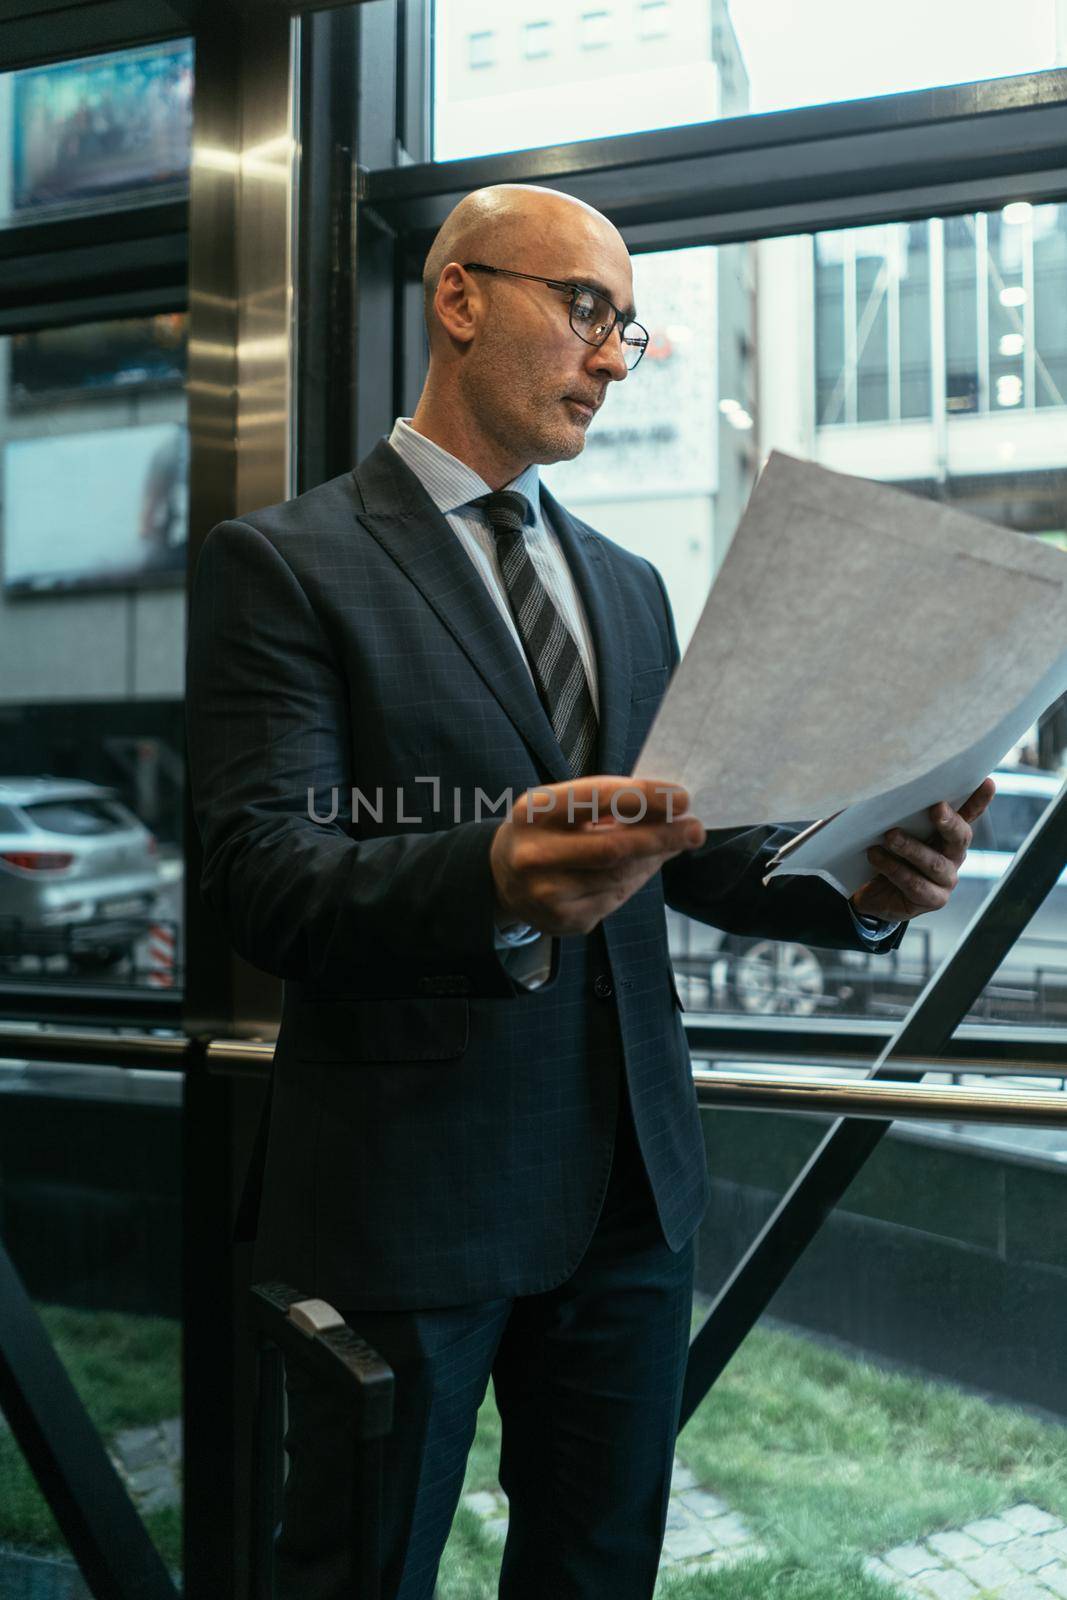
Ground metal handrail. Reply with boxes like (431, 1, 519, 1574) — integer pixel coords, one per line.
(5, 1015, 1067, 1068)
(0, 1025, 191, 1071)
(692, 1068, 1067, 1125)
(2, 1024, 1066, 1121)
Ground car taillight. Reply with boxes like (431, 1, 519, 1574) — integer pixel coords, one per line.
(0, 851, 75, 872)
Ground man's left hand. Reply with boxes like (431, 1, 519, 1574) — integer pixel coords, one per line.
(849, 776, 997, 923)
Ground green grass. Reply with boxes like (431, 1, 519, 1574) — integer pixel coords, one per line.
(0, 1304, 182, 1573)
(9, 1303, 1067, 1598)
(438, 1321, 1067, 1598)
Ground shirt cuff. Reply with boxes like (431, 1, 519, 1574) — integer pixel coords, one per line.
(493, 919, 542, 949)
(498, 933, 553, 990)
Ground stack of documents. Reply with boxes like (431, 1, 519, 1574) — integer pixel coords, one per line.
(634, 452, 1067, 897)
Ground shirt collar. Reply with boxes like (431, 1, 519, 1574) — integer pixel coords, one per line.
(388, 417, 541, 525)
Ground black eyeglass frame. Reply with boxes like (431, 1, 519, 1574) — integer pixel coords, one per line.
(462, 261, 649, 369)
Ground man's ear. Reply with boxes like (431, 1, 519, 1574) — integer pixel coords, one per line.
(434, 262, 478, 346)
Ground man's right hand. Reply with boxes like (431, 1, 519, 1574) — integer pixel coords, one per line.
(489, 776, 707, 938)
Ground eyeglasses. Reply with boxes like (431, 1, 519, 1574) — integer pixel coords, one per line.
(463, 262, 649, 371)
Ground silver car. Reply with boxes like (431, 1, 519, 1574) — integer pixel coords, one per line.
(669, 768, 1067, 1020)
(0, 777, 162, 974)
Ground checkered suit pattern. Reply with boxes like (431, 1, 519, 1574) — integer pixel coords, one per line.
(185, 437, 905, 1311)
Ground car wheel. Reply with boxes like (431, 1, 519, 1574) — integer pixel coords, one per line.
(725, 936, 828, 1018)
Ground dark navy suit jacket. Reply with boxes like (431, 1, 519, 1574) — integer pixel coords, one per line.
(185, 438, 904, 1310)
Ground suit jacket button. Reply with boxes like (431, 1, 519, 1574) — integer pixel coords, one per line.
(593, 973, 614, 1000)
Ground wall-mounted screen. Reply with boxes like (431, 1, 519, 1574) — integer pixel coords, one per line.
(3, 424, 188, 595)
(11, 41, 193, 217)
(9, 315, 187, 411)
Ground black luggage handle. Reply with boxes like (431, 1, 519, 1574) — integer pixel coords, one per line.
(249, 1281, 395, 1600)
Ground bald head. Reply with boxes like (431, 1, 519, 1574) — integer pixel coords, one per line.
(421, 184, 626, 347)
(411, 183, 635, 483)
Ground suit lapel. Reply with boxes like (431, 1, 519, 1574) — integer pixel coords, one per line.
(540, 484, 632, 779)
(351, 441, 571, 782)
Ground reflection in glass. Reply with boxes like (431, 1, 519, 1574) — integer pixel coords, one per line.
(5, 424, 188, 596)
(0, 317, 187, 997)
(10, 315, 186, 412)
(6, 41, 193, 224)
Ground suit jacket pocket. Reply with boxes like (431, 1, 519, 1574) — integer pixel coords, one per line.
(631, 665, 669, 703)
(294, 996, 469, 1063)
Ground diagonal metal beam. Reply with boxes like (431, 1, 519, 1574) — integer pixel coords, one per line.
(0, 1237, 179, 1600)
(681, 779, 1067, 1427)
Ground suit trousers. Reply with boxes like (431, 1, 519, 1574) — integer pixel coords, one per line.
(273, 1072, 697, 1600)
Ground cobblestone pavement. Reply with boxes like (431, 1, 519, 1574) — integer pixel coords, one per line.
(38, 1414, 1067, 1600)
(867, 1505, 1067, 1598)
(108, 1417, 182, 1513)
(461, 1453, 766, 1585)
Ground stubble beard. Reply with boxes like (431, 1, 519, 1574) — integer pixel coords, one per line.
(463, 338, 589, 469)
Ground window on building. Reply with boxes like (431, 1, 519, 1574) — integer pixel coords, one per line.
(815, 206, 1067, 429)
(434, 0, 721, 158)
(945, 215, 980, 413)
(580, 9, 612, 48)
(1034, 204, 1067, 409)
(637, 0, 671, 39)
(467, 28, 494, 69)
(523, 20, 553, 59)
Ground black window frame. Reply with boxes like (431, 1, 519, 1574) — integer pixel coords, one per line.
(348, 9, 1067, 459)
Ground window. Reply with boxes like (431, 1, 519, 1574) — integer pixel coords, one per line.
(435, 0, 724, 159)
(815, 206, 1067, 428)
(434, 0, 1063, 162)
(0, 314, 188, 995)
(0, 32, 188, 1587)
(985, 790, 1055, 853)
(468, 28, 494, 69)
(580, 9, 612, 48)
(637, 0, 670, 39)
(726, 0, 1063, 115)
(1034, 204, 1067, 408)
(523, 20, 553, 59)
(20, 797, 133, 835)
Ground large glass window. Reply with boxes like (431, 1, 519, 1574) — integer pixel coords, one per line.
(0, 315, 188, 998)
(0, 1054, 183, 1590)
(436, 1099, 1067, 1591)
(671, 1106, 1067, 1594)
(432, 0, 1066, 162)
(535, 216, 1065, 1027)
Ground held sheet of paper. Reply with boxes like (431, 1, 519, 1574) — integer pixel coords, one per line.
(633, 451, 1067, 898)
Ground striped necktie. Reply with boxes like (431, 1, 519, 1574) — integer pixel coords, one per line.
(476, 490, 598, 778)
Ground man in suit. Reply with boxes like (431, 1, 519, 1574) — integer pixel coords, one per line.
(186, 183, 991, 1600)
